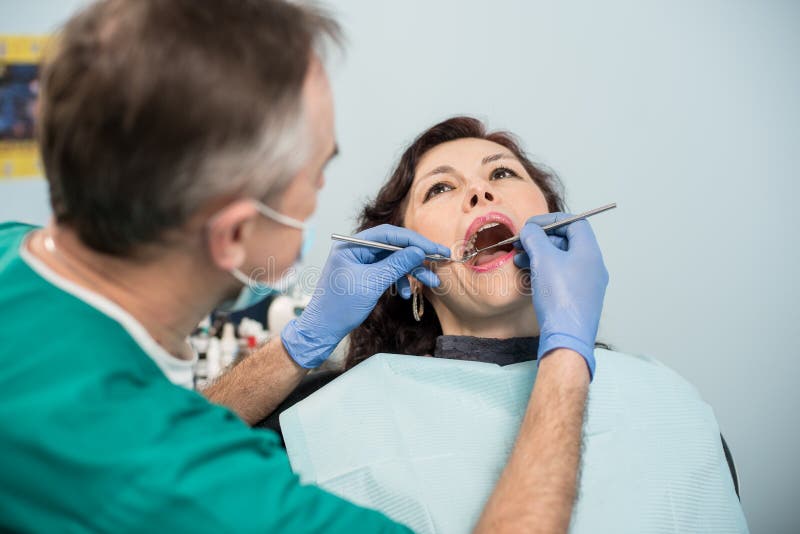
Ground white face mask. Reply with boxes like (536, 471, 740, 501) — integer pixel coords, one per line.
(217, 200, 314, 313)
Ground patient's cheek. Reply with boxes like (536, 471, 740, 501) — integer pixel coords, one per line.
(519, 193, 550, 219)
(407, 214, 447, 245)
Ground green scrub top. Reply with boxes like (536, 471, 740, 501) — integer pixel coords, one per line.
(0, 222, 410, 533)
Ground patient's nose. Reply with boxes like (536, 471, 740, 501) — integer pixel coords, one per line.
(469, 190, 495, 208)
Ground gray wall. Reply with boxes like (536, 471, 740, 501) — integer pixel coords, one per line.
(1, 1, 797, 532)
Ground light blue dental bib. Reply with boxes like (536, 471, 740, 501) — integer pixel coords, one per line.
(281, 350, 748, 533)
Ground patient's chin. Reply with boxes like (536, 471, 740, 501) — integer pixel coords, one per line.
(428, 261, 532, 313)
(450, 264, 531, 306)
(472, 261, 530, 296)
(473, 274, 531, 308)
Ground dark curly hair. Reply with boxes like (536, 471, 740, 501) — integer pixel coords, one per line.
(345, 116, 566, 369)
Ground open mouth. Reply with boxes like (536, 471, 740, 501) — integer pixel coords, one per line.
(465, 220, 516, 267)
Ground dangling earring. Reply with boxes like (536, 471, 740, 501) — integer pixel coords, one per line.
(412, 288, 424, 322)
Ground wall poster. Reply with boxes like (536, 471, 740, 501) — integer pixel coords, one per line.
(0, 35, 48, 180)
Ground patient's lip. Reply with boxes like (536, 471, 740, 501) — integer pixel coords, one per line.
(463, 212, 517, 243)
(460, 212, 517, 273)
(467, 249, 516, 273)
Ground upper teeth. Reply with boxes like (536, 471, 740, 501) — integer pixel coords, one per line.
(467, 222, 501, 247)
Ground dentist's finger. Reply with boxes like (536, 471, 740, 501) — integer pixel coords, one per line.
(549, 235, 568, 251)
(409, 265, 441, 288)
(396, 276, 412, 300)
(514, 251, 530, 269)
(373, 246, 426, 284)
(513, 232, 566, 251)
(358, 224, 451, 258)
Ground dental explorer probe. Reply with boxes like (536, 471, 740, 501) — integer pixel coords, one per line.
(330, 202, 617, 263)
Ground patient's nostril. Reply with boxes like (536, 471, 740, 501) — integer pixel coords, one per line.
(484, 192, 494, 201)
(470, 194, 478, 207)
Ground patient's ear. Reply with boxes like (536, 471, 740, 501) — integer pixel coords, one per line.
(407, 275, 422, 293)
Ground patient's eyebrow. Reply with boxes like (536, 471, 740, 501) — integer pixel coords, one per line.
(421, 165, 457, 180)
(482, 153, 516, 165)
(418, 154, 517, 186)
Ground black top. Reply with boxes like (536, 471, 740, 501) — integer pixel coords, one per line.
(433, 335, 538, 365)
(254, 335, 739, 500)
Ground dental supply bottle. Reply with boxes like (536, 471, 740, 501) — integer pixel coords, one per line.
(220, 322, 239, 368)
(206, 337, 221, 381)
(190, 317, 211, 389)
(237, 318, 267, 356)
(192, 317, 211, 360)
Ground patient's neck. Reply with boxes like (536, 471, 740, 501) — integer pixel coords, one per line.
(432, 299, 540, 340)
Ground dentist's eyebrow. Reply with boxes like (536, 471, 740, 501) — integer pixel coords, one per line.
(481, 153, 516, 165)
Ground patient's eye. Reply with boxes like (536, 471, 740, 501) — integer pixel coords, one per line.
(424, 182, 454, 202)
(490, 167, 519, 180)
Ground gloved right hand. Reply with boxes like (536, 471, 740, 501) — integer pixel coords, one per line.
(513, 213, 609, 379)
(281, 224, 449, 369)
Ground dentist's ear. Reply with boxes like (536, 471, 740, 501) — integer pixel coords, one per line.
(206, 200, 260, 271)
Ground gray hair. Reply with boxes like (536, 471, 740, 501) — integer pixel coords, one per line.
(178, 96, 312, 216)
(40, 0, 341, 256)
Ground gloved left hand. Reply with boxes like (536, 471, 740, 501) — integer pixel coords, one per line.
(512, 212, 608, 379)
(281, 224, 450, 368)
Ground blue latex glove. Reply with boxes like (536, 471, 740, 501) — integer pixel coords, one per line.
(513, 212, 608, 379)
(281, 224, 450, 368)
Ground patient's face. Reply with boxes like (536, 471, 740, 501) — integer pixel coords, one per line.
(403, 138, 549, 322)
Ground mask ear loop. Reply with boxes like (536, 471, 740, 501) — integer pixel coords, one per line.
(254, 201, 307, 230)
(254, 200, 313, 274)
(208, 200, 306, 314)
(204, 201, 283, 291)
(230, 267, 253, 288)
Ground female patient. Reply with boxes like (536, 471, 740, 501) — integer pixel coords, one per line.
(266, 117, 748, 533)
(346, 116, 567, 365)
